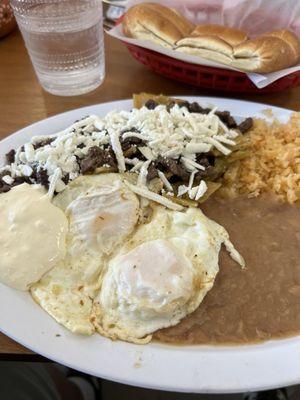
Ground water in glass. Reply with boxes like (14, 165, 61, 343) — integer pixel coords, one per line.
(10, 0, 105, 96)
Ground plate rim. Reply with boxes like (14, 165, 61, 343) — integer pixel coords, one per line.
(0, 96, 299, 394)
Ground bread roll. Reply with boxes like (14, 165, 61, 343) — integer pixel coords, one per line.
(263, 29, 300, 64)
(175, 35, 233, 65)
(123, 3, 194, 48)
(232, 36, 296, 73)
(191, 24, 247, 46)
(123, 4, 299, 73)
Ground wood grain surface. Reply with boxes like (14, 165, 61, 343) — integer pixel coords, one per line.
(0, 29, 299, 357)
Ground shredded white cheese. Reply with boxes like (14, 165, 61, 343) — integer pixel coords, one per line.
(130, 161, 144, 172)
(188, 170, 197, 190)
(109, 130, 126, 173)
(2, 175, 14, 185)
(177, 170, 197, 199)
(48, 167, 62, 199)
(181, 157, 205, 171)
(24, 143, 35, 162)
(137, 160, 151, 187)
(213, 135, 236, 146)
(138, 146, 154, 160)
(185, 143, 212, 153)
(177, 172, 207, 201)
(122, 132, 146, 141)
(125, 181, 183, 211)
(195, 180, 207, 201)
(19, 165, 33, 177)
(124, 157, 139, 166)
(203, 137, 231, 155)
(188, 186, 198, 200)
(1, 103, 241, 196)
(177, 185, 189, 197)
(224, 238, 245, 268)
(218, 119, 229, 133)
(158, 171, 173, 192)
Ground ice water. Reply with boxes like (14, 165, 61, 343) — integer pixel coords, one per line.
(11, 0, 105, 96)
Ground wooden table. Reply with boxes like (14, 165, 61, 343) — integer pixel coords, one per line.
(0, 29, 300, 358)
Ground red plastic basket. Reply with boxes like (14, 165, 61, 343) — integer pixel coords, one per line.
(124, 42, 300, 94)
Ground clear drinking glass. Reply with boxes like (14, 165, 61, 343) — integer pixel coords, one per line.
(10, 0, 105, 96)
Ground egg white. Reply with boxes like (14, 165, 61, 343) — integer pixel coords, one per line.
(92, 205, 244, 343)
(31, 174, 140, 335)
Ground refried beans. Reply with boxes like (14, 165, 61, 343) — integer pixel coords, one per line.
(155, 195, 300, 345)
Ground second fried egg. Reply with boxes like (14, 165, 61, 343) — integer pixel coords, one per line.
(92, 205, 244, 343)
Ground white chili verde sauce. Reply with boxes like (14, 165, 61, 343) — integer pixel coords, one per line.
(0, 183, 67, 291)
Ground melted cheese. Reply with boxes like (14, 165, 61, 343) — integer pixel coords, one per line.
(0, 184, 67, 290)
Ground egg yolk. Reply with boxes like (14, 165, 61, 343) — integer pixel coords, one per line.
(113, 239, 193, 313)
(66, 184, 139, 255)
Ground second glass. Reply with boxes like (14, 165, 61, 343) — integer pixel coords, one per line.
(10, 0, 105, 96)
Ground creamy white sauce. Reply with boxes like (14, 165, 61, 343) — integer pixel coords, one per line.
(0, 184, 68, 290)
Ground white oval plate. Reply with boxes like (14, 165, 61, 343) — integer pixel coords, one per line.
(0, 97, 298, 394)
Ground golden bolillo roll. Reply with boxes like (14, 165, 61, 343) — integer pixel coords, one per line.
(190, 24, 248, 47)
(122, 2, 194, 48)
(175, 35, 234, 65)
(232, 35, 299, 73)
(263, 29, 300, 64)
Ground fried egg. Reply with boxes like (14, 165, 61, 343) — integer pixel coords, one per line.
(31, 174, 140, 334)
(92, 206, 244, 343)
